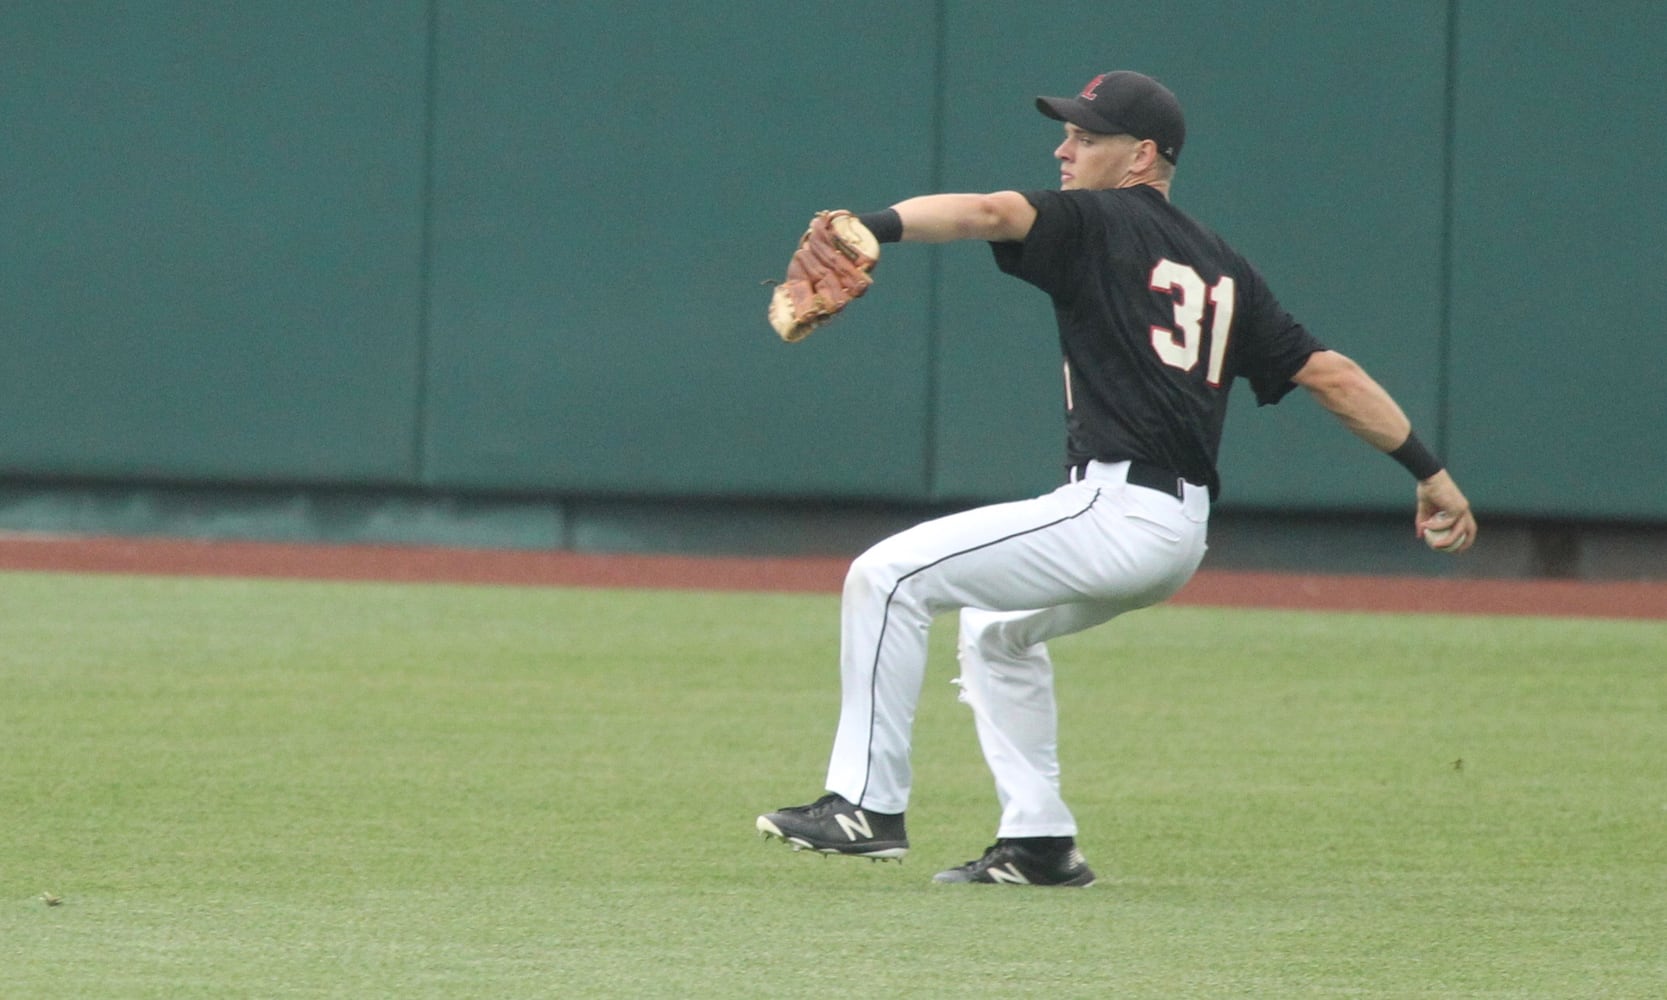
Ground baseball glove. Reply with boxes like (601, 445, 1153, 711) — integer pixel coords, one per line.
(767, 211, 881, 342)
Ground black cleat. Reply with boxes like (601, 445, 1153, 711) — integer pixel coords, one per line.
(756, 793, 908, 860)
(933, 839, 1096, 887)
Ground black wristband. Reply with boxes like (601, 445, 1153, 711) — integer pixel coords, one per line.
(855, 208, 903, 244)
(1388, 431, 1444, 480)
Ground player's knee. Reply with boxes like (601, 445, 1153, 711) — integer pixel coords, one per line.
(843, 547, 898, 604)
(958, 609, 999, 647)
(962, 616, 1023, 660)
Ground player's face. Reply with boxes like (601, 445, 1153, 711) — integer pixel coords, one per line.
(1054, 125, 1142, 190)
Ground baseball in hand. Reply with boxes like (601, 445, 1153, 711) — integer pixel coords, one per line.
(1424, 523, 1466, 552)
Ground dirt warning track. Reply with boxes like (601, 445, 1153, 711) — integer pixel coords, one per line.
(0, 533, 1661, 621)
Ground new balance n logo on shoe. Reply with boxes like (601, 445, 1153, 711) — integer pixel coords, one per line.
(986, 862, 1030, 885)
(834, 810, 874, 842)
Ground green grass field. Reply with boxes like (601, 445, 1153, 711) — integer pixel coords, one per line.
(3, 570, 1663, 998)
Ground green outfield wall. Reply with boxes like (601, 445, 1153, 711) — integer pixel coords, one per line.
(2, 2, 1663, 543)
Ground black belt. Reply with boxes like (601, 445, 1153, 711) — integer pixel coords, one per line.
(1067, 459, 1190, 500)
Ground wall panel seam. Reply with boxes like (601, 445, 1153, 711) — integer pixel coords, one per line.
(1436, 0, 1459, 454)
(923, 0, 947, 497)
(412, 0, 441, 486)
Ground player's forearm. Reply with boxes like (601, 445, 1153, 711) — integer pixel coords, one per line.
(888, 192, 1035, 243)
(1294, 350, 1413, 452)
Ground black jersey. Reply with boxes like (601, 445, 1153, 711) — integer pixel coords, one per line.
(991, 185, 1325, 499)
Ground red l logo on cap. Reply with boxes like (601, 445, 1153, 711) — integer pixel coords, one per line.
(1079, 73, 1109, 101)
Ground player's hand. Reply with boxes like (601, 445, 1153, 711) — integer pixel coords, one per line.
(1415, 470, 1476, 553)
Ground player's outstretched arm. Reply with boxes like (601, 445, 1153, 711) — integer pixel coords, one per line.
(765, 192, 1032, 342)
(1292, 350, 1477, 553)
(885, 192, 1037, 244)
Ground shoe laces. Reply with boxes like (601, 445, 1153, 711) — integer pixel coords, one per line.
(777, 792, 846, 815)
(949, 842, 1013, 871)
(970, 839, 1077, 870)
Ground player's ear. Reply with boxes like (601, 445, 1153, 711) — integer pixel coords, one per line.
(1135, 138, 1162, 171)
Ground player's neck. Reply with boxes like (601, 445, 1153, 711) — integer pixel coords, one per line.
(1113, 177, 1171, 199)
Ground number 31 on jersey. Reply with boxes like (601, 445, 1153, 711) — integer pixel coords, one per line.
(1149, 258, 1235, 387)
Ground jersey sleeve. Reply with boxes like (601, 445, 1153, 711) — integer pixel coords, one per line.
(989, 190, 1088, 299)
(1232, 268, 1327, 406)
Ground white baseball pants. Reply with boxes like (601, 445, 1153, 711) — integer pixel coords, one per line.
(824, 459, 1209, 837)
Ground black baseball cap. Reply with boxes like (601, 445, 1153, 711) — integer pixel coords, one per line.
(1035, 70, 1186, 164)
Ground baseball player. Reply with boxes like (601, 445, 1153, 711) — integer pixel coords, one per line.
(758, 70, 1477, 887)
